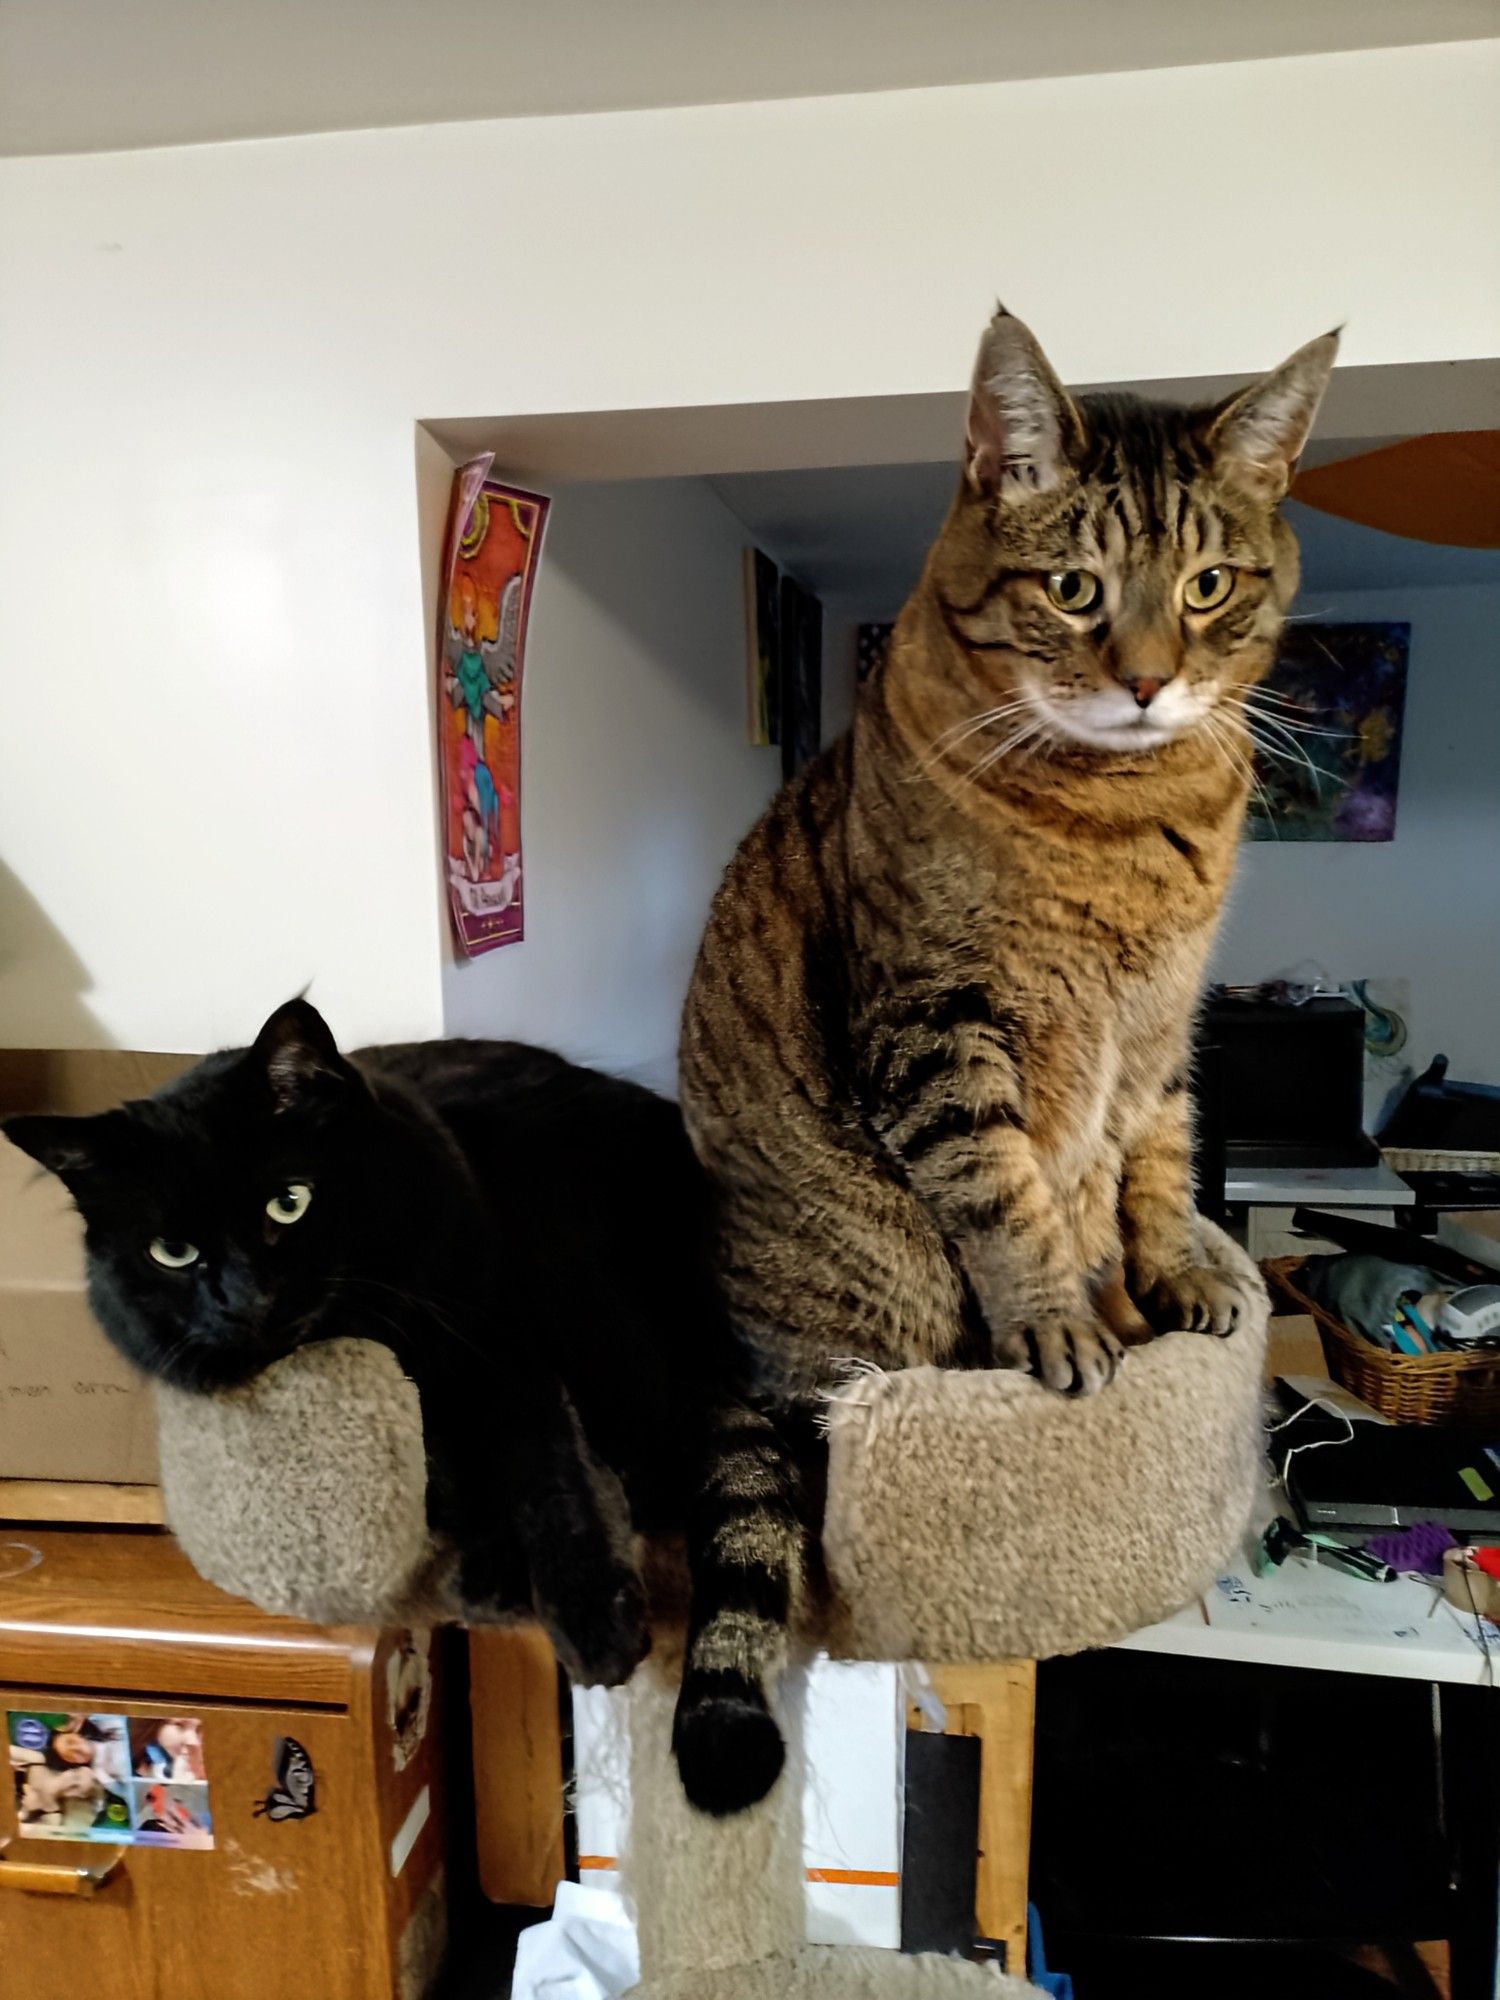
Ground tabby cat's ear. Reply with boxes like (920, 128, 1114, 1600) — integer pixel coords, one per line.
(965, 306, 1083, 498)
(2, 1110, 134, 1192)
(252, 998, 358, 1113)
(1207, 330, 1340, 502)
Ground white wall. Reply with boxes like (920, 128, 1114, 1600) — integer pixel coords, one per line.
(0, 41, 1496, 1049)
(440, 477, 778, 1091)
(1214, 584, 1500, 1084)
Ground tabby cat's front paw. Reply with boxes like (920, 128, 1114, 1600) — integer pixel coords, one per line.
(537, 1563, 651, 1690)
(1137, 1263, 1256, 1339)
(995, 1311, 1124, 1397)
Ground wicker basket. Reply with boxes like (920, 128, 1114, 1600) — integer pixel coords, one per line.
(1267, 1257, 1500, 1428)
(1381, 1145, 1500, 1175)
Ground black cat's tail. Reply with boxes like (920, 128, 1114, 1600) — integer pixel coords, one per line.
(672, 1402, 804, 1817)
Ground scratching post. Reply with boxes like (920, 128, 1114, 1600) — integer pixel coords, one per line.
(155, 1218, 1269, 1992)
(621, 1662, 1044, 1999)
(823, 1224, 1267, 1662)
(624, 1660, 805, 1982)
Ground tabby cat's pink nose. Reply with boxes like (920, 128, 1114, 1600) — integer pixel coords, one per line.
(1130, 678, 1163, 709)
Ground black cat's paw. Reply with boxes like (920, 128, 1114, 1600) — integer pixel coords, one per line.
(540, 1564, 651, 1689)
(672, 1670, 785, 1817)
(456, 1543, 529, 1622)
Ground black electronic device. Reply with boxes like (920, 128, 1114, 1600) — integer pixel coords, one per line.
(1203, 994, 1379, 1172)
(1278, 1418, 1500, 1534)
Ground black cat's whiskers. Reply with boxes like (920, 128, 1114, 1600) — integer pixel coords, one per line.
(325, 1273, 497, 1370)
(152, 1328, 202, 1386)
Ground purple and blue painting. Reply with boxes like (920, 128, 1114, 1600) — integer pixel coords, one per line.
(1246, 621, 1409, 843)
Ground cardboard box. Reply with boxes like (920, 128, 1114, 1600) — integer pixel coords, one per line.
(0, 1049, 189, 1485)
(1438, 1210, 1500, 1275)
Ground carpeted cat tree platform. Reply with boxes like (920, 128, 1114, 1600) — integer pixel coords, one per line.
(158, 1223, 1268, 1997)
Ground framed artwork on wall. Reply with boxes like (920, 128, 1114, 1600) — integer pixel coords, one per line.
(742, 548, 781, 747)
(779, 577, 823, 779)
(856, 621, 893, 684)
(1245, 621, 1410, 843)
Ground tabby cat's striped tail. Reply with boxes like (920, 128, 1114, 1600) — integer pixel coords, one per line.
(672, 1402, 804, 1817)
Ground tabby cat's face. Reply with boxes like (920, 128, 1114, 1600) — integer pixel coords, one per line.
(919, 310, 1338, 758)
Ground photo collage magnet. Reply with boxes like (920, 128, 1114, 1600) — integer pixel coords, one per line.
(9, 1711, 214, 1849)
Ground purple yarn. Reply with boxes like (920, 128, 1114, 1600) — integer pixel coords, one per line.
(1366, 1523, 1457, 1575)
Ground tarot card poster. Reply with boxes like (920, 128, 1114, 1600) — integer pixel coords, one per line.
(9, 1710, 213, 1848)
(438, 457, 550, 955)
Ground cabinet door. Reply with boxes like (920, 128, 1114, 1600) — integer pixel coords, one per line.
(1, 1686, 389, 2000)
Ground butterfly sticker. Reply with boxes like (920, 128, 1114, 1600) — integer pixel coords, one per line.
(252, 1735, 317, 1822)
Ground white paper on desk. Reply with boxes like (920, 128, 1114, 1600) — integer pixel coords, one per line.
(1206, 1559, 1451, 1646)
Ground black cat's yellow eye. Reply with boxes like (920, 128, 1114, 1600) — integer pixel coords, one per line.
(149, 1238, 199, 1270)
(1183, 565, 1235, 612)
(266, 1182, 313, 1226)
(1044, 570, 1103, 615)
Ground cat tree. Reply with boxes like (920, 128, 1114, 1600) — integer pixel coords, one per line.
(157, 1222, 1269, 1996)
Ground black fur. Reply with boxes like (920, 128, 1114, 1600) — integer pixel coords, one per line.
(3, 999, 802, 1744)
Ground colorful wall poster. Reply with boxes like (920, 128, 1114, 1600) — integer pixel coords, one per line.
(1245, 621, 1410, 842)
(438, 457, 550, 956)
(9, 1711, 213, 1848)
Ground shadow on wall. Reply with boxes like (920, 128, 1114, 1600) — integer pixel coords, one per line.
(0, 857, 108, 1051)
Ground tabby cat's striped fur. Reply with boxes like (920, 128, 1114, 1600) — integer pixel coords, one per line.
(671, 307, 1338, 1815)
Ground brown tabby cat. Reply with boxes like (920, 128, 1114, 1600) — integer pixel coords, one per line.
(671, 306, 1337, 1814)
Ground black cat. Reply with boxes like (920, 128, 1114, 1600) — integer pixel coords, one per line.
(4, 997, 800, 1796)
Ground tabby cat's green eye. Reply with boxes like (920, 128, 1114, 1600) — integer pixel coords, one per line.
(149, 1238, 199, 1270)
(1183, 565, 1235, 612)
(1044, 571, 1102, 615)
(266, 1182, 314, 1226)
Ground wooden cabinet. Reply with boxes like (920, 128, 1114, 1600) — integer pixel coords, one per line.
(0, 1531, 447, 2000)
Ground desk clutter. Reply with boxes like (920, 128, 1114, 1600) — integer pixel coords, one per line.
(1297, 1256, 1500, 1358)
(1227, 1360, 1500, 1679)
(1270, 1231, 1500, 1427)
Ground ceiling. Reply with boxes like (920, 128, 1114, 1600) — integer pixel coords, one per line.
(708, 464, 1500, 613)
(3, 0, 1497, 156)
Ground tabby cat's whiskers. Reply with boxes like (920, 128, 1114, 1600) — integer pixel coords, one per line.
(921, 699, 1035, 772)
(1241, 688, 1348, 737)
(1240, 711, 1329, 793)
(1204, 711, 1279, 836)
(966, 714, 1053, 785)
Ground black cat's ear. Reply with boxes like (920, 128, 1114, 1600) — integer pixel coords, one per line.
(965, 304, 1084, 498)
(252, 999, 357, 1113)
(2, 1110, 133, 1191)
(1207, 329, 1340, 502)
